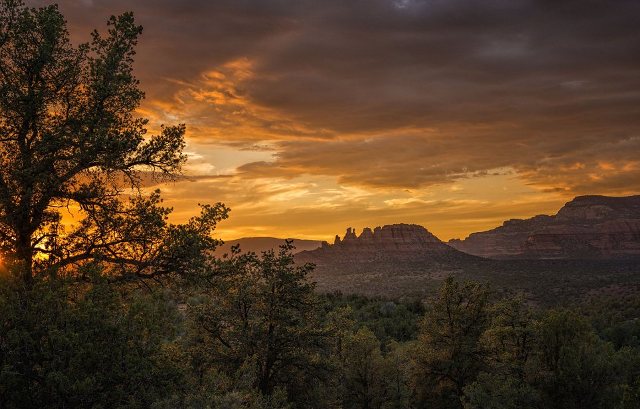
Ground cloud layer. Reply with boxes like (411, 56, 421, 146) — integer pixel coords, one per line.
(31, 0, 640, 239)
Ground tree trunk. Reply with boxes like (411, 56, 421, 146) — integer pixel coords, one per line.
(16, 232, 33, 287)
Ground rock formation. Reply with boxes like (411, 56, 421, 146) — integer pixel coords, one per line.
(296, 224, 484, 298)
(448, 195, 640, 259)
(447, 215, 554, 259)
(296, 223, 470, 263)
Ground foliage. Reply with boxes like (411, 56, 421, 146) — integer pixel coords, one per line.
(463, 372, 541, 409)
(2, 261, 640, 408)
(339, 327, 388, 409)
(322, 293, 424, 344)
(0, 273, 184, 408)
(184, 242, 333, 408)
(462, 296, 540, 409)
(531, 309, 624, 409)
(0, 0, 227, 285)
(411, 277, 491, 409)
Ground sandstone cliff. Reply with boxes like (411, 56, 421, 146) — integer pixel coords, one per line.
(297, 223, 471, 263)
(449, 195, 640, 259)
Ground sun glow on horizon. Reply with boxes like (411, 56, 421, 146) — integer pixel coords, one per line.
(43, 0, 640, 243)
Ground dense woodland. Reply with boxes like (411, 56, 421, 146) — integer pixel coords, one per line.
(1, 2, 639, 408)
(3, 250, 640, 408)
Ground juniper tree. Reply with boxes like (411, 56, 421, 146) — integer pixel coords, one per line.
(186, 242, 331, 406)
(0, 1, 227, 284)
(412, 277, 491, 409)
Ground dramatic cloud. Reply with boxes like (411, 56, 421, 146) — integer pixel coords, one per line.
(29, 0, 640, 239)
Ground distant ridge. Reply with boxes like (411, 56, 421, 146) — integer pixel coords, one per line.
(291, 219, 640, 301)
(215, 237, 322, 257)
(448, 195, 640, 259)
(214, 197, 640, 300)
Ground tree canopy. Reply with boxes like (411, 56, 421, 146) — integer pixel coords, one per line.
(0, 0, 226, 285)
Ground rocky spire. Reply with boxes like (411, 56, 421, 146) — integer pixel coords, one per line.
(296, 223, 460, 264)
(330, 224, 445, 250)
(343, 227, 357, 241)
(359, 227, 374, 242)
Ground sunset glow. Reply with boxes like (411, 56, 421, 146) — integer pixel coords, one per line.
(37, 0, 640, 241)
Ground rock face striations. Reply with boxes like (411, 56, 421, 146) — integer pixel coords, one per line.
(447, 216, 554, 259)
(449, 195, 640, 259)
(298, 223, 469, 263)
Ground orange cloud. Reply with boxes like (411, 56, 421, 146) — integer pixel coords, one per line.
(46, 0, 640, 240)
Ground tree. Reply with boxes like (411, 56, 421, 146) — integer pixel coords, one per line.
(463, 372, 540, 409)
(380, 340, 412, 409)
(411, 277, 491, 409)
(0, 0, 225, 285)
(0, 273, 185, 408)
(481, 296, 534, 380)
(617, 347, 640, 409)
(185, 242, 331, 407)
(532, 309, 623, 409)
(340, 327, 388, 409)
(463, 297, 540, 409)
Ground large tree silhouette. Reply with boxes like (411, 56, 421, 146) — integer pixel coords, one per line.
(0, 1, 226, 285)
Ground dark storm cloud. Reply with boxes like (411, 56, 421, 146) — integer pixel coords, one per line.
(31, 0, 640, 194)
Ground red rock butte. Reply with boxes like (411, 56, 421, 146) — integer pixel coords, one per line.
(298, 223, 470, 264)
(330, 224, 442, 248)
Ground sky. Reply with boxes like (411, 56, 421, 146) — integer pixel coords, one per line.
(32, 0, 640, 241)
